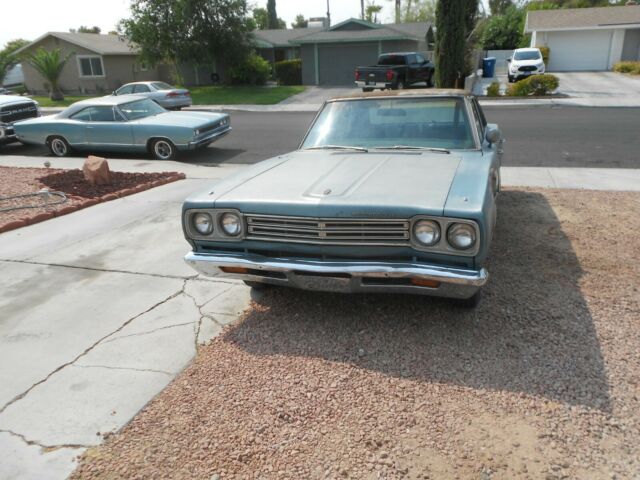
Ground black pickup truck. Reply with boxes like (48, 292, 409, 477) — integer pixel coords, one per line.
(355, 52, 435, 92)
(0, 95, 40, 145)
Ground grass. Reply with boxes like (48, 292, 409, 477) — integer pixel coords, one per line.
(31, 85, 306, 108)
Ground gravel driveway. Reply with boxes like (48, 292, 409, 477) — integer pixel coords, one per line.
(71, 189, 639, 480)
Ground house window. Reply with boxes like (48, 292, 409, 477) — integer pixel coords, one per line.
(77, 56, 105, 77)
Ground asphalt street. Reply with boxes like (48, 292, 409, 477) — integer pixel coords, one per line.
(2, 106, 638, 168)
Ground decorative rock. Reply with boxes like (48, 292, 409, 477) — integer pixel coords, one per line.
(82, 156, 112, 186)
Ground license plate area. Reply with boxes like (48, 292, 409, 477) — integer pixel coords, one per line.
(292, 272, 351, 292)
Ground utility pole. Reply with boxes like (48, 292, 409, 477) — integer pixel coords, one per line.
(395, 0, 401, 23)
(327, 0, 331, 26)
(361, 0, 365, 19)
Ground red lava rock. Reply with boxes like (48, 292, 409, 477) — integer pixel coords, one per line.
(0, 220, 27, 233)
(83, 156, 112, 186)
(27, 212, 55, 225)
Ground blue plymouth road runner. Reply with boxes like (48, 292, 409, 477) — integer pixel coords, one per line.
(182, 90, 502, 306)
(13, 95, 231, 160)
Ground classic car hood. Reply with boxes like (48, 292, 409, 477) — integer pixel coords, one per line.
(134, 111, 226, 128)
(210, 150, 462, 217)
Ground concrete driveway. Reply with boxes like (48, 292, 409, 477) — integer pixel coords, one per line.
(0, 159, 251, 479)
(555, 71, 640, 102)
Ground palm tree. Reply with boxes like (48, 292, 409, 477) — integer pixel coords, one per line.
(25, 48, 71, 101)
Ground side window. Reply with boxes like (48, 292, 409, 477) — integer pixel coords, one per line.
(70, 108, 92, 122)
(407, 54, 417, 65)
(415, 54, 426, 64)
(133, 84, 150, 93)
(89, 106, 118, 122)
(473, 98, 487, 128)
(117, 84, 134, 95)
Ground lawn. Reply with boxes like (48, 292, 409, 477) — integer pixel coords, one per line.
(31, 85, 305, 108)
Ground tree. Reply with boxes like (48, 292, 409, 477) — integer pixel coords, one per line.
(291, 14, 308, 29)
(434, 0, 466, 88)
(71, 26, 101, 34)
(479, 5, 525, 49)
(121, 0, 253, 73)
(489, 0, 512, 15)
(402, 0, 436, 23)
(25, 48, 71, 100)
(253, 7, 269, 29)
(267, 0, 280, 29)
(365, 2, 383, 22)
(0, 39, 30, 85)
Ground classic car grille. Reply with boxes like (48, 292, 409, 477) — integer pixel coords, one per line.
(245, 215, 410, 246)
(0, 102, 39, 123)
(518, 65, 537, 72)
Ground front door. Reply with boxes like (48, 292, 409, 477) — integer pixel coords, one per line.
(83, 106, 134, 150)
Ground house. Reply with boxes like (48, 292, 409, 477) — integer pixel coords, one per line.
(15, 32, 221, 94)
(291, 19, 435, 85)
(525, 4, 640, 71)
(253, 28, 323, 64)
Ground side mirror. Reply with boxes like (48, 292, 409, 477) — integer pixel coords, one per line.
(112, 90, 117, 95)
(507, 58, 511, 63)
(485, 127, 501, 145)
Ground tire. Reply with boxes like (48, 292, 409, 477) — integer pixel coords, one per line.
(393, 80, 406, 90)
(362, 88, 374, 93)
(426, 73, 434, 88)
(47, 136, 71, 157)
(456, 290, 482, 309)
(150, 138, 176, 160)
(508, 75, 514, 83)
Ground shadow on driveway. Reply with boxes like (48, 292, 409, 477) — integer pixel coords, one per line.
(226, 190, 610, 411)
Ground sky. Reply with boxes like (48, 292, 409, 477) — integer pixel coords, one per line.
(0, 0, 378, 49)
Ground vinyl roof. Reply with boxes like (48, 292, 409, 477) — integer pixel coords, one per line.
(525, 5, 640, 32)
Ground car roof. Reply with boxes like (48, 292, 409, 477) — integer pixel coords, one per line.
(72, 94, 148, 107)
(329, 88, 473, 102)
(514, 47, 541, 52)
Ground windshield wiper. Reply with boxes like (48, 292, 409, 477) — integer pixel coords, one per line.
(305, 145, 369, 152)
(373, 146, 450, 154)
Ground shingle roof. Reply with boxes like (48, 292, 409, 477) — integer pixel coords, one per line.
(292, 21, 431, 44)
(253, 28, 323, 47)
(525, 5, 640, 32)
(15, 32, 137, 56)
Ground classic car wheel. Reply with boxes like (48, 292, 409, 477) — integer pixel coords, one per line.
(47, 136, 71, 157)
(151, 139, 176, 160)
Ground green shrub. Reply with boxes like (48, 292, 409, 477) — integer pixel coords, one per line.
(486, 81, 501, 97)
(507, 74, 559, 96)
(274, 59, 302, 86)
(537, 46, 550, 65)
(228, 53, 271, 85)
(613, 61, 640, 74)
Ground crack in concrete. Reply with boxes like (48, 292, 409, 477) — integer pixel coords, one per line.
(73, 364, 174, 376)
(182, 282, 236, 349)
(0, 281, 188, 415)
(99, 321, 195, 345)
(0, 258, 197, 281)
(0, 428, 88, 451)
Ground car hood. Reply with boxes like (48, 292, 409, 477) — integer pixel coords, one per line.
(0, 95, 37, 107)
(204, 150, 462, 218)
(512, 58, 542, 67)
(134, 111, 226, 128)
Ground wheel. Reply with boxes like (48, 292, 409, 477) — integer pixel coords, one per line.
(393, 80, 405, 90)
(47, 136, 71, 157)
(426, 73, 434, 88)
(150, 138, 176, 160)
(362, 88, 374, 93)
(456, 290, 482, 309)
(243, 280, 271, 290)
(508, 75, 514, 83)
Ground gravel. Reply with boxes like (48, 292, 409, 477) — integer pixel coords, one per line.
(0, 166, 182, 232)
(71, 189, 640, 480)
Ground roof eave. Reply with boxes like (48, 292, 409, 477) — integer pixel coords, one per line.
(292, 35, 420, 45)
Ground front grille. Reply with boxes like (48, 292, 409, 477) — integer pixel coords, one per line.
(245, 215, 410, 246)
(197, 120, 227, 136)
(518, 66, 537, 72)
(0, 102, 39, 123)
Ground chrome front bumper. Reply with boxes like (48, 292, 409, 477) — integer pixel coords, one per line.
(187, 126, 232, 149)
(184, 251, 487, 298)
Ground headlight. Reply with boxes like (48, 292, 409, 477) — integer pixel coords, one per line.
(220, 117, 228, 126)
(447, 223, 476, 250)
(193, 213, 213, 235)
(413, 220, 440, 246)
(220, 212, 241, 236)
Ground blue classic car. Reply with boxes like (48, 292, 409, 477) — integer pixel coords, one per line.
(182, 90, 502, 306)
(13, 95, 231, 160)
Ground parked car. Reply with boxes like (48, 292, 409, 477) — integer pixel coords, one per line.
(13, 95, 230, 160)
(355, 52, 435, 92)
(182, 89, 502, 307)
(508, 48, 545, 83)
(112, 81, 192, 110)
(0, 94, 40, 145)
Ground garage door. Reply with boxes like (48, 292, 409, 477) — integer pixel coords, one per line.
(546, 30, 613, 71)
(318, 43, 379, 85)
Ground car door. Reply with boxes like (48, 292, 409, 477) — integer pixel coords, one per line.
(413, 54, 430, 84)
(115, 84, 135, 95)
(132, 83, 153, 100)
(84, 106, 134, 150)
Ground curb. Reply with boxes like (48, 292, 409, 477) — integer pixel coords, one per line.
(0, 172, 187, 235)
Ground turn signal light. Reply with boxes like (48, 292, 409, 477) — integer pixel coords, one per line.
(410, 278, 441, 288)
(355, 69, 360, 81)
(221, 267, 249, 274)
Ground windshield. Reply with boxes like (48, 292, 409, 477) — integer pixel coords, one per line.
(514, 50, 541, 61)
(119, 99, 166, 120)
(302, 97, 476, 150)
(152, 82, 174, 90)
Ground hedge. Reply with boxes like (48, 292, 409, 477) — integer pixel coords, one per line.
(507, 74, 559, 96)
(613, 61, 640, 75)
(486, 81, 501, 97)
(274, 59, 302, 85)
(536, 46, 550, 65)
(228, 53, 271, 86)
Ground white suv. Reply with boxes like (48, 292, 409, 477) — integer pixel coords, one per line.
(508, 48, 545, 83)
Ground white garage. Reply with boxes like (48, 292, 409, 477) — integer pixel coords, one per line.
(525, 5, 640, 72)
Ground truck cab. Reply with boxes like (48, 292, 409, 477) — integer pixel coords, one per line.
(0, 95, 40, 145)
(355, 52, 435, 92)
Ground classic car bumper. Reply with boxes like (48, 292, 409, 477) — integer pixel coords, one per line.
(184, 251, 488, 298)
(185, 126, 232, 149)
(355, 81, 391, 90)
